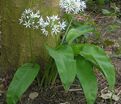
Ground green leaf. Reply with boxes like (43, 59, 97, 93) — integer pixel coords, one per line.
(66, 25, 94, 44)
(76, 56, 98, 104)
(72, 44, 115, 90)
(7, 63, 40, 104)
(46, 45, 76, 90)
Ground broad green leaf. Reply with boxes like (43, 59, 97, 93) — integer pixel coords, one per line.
(66, 25, 94, 44)
(72, 44, 115, 90)
(7, 63, 40, 104)
(46, 45, 76, 90)
(76, 56, 97, 104)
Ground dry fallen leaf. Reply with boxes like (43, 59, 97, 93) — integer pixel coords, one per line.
(29, 92, 39, 100)
(60, 102, 70, 104)
(100, 90, 120, 101)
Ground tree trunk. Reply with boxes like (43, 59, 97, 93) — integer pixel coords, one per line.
(0, 0, 60, 72)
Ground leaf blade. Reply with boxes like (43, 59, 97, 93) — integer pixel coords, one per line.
(76, 56, 98, 104)
(72, 44, 115, 90)
(7, 63, 40, 104)
(66, 25, 94, 44)
(46, 45, 76, 90)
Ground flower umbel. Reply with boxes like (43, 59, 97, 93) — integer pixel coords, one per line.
(59, 0, 86, 14)
(19, 10, 67, 36)
(19, 9, 40, 29)
(39, 15, 67, 36)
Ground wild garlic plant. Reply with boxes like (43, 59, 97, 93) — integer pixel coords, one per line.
(7, 0, 115, 104)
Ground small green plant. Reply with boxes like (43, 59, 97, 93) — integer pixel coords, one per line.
(6, 0, 115, 104)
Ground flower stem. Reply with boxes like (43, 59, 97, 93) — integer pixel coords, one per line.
(29, 31, 33, 63)
(61, 18, 73, 44)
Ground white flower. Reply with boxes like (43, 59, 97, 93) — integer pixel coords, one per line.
(19, 18, 23, 24)
(59, 0, 86, 14)
(23, 21, 31, 28)
(50, 15, 60, 21)
(30, 11, 40, 18)
(52, 25, 60, 35)
(21, 13, 26, 18)
(43, 21, 49, 28)
(24, 8, 32, 14)
(38, 17, 44, 26)
(59, 21, 66, 30)
(38, 17, 49, 28)
(41, 28, 48, 36)
(46, 16, 50, 22)
(33, 25, 39, 29)
(19, 9, 40, 28)
(80, 1, 86, 11)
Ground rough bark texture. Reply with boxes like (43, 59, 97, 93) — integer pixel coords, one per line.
(0, 0, 60, 72)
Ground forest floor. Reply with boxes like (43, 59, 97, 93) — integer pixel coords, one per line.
(0, 13, 121, 104)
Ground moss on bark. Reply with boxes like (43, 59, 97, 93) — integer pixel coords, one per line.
(0, 0, 60, 71)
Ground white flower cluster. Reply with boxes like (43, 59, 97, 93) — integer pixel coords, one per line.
(59, 0, 86, 14)
(19, 9, 40, 29)
(38, 15, 67, 36)
(19, 9, 67, 36)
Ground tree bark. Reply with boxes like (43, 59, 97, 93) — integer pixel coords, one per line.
(0, 0, 60, 72)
